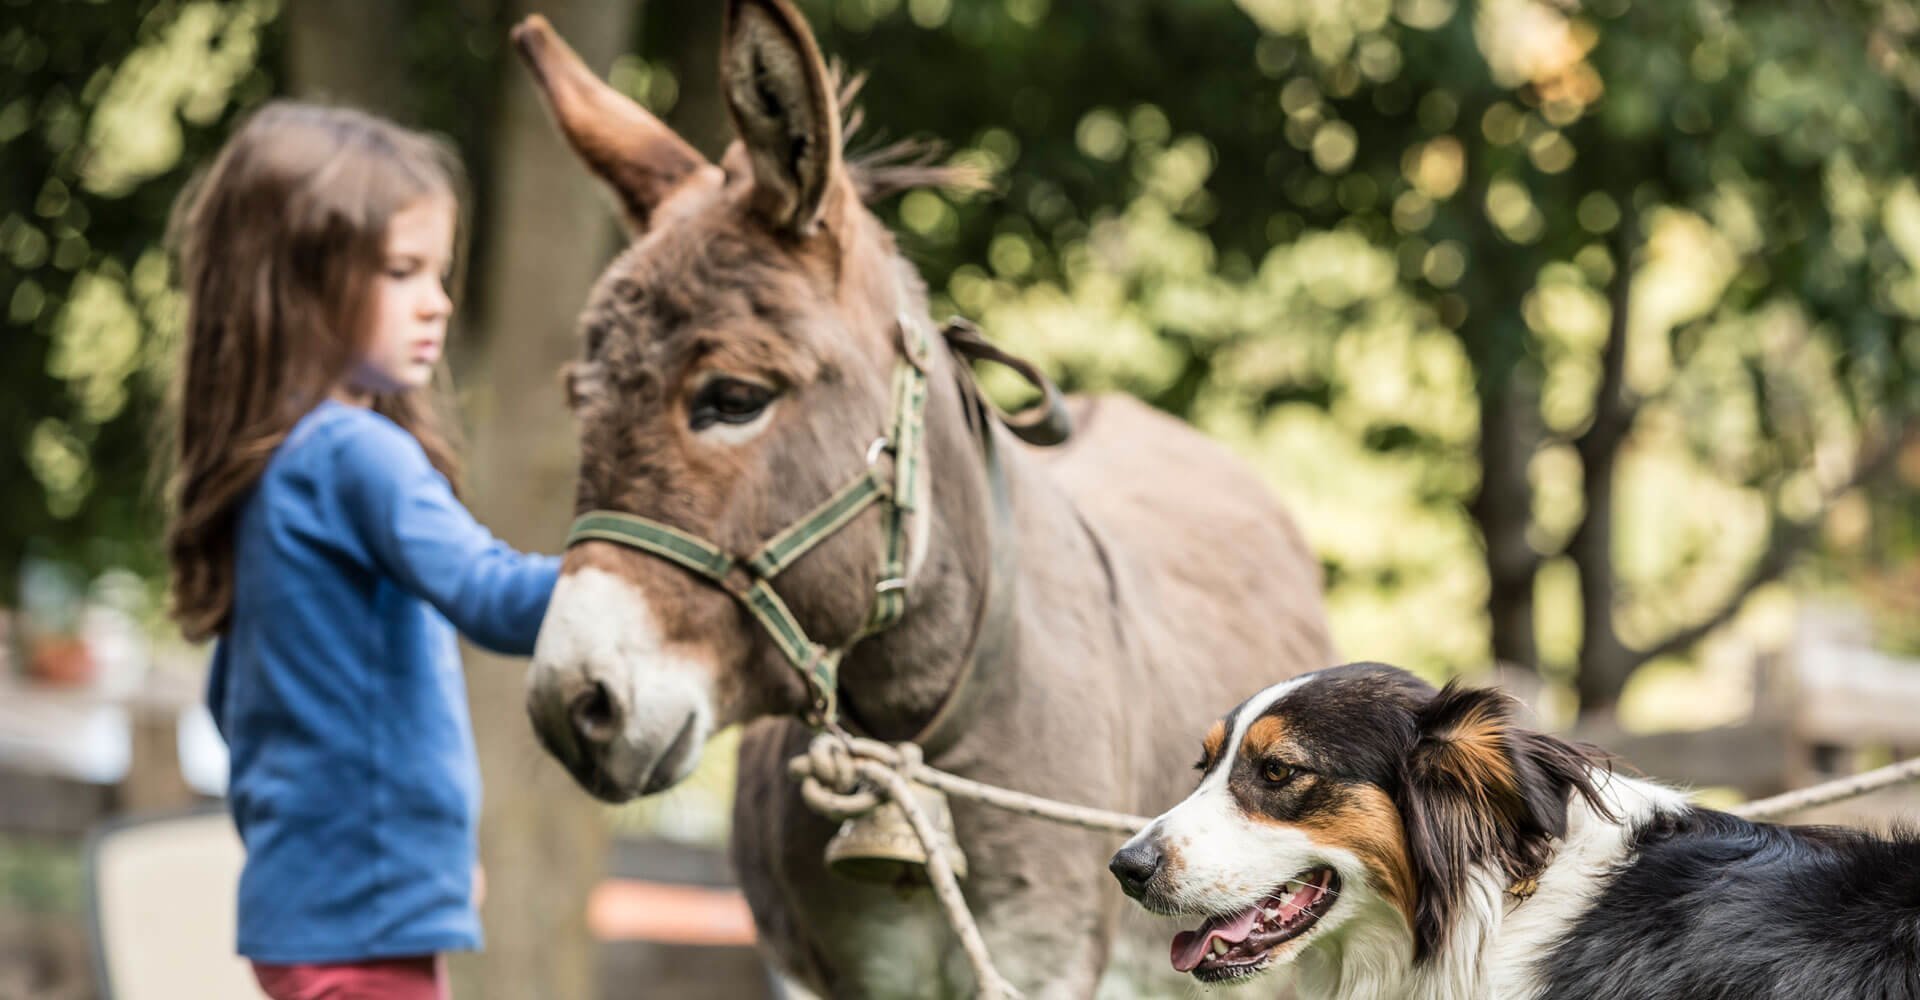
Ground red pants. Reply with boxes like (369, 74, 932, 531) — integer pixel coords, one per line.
(251, 955, 448, 1000)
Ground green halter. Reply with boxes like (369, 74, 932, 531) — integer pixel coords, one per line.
(565, 313, 935, 729)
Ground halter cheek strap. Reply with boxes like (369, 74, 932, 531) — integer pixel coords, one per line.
(567, 314, 932, 728)
(563, 311, 1066, 733)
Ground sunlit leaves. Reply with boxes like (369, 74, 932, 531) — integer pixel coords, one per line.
(50, 268, 142, 425)
(83, 1, 273, 196)
(1484, 176, 1544, 244)
(1, 0, 272, 588)
(1404, 135, 1462, 199)
(1311, 120, 1357, 173)
(607, 55, 678, 114)
(1074, 108, 1127, 163)
(27, 420, 91, 520)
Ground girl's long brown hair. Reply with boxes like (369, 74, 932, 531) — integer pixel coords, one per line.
(165, 101, 466, 641)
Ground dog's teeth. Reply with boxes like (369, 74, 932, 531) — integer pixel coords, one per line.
(1211, 938, 1229, 957)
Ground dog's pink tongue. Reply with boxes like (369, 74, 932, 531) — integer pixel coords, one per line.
(1170, 906, 1260, 973)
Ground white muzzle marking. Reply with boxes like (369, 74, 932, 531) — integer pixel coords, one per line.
(528, 566, 716, 794)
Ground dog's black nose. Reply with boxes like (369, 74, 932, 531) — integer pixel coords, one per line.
(1109, 840, 1163, 899)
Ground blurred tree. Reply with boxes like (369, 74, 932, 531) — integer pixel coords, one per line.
(1419, 0, 1920, 714)
(0, 0, 277, 603)
(712, 0, 1920, 717)
(441, 1, 629, 996)
(8, 0, 1920, 834)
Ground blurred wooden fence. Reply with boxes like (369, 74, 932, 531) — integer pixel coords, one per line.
(1502, 606, 1920, 826)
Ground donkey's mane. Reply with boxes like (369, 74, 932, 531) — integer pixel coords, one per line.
(834, 66, 990, 204)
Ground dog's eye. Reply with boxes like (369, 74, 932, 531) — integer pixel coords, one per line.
(1262, 761, 1295, 785)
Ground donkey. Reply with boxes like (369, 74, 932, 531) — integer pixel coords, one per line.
(515, 2, 1333, 996)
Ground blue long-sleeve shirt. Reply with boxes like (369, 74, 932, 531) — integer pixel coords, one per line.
(206, 399, 559, 963)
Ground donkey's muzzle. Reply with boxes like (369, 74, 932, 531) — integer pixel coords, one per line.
(524, 565, 717, 801)
(526, 668, 706, 802)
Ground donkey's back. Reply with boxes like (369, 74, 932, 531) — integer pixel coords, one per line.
(1038, 392, 1332, 813)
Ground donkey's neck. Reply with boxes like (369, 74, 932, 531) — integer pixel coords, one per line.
(836, 354, 1134, 757)
(834, 338, 1010, 743)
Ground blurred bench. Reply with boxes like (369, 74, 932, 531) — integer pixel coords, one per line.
(596, 835, 788, 1000)
(84, 807, 258, 1000)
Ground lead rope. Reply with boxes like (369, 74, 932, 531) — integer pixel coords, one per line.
(1729, 754, 1920, 821)
(787, 730, 1920, 998)
(788, 730, 1148, 1000)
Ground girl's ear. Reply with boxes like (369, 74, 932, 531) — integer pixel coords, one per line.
(1396, 683, 1610, 958)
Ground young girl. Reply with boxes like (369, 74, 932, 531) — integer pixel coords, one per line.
(164, 101, 558, 1000)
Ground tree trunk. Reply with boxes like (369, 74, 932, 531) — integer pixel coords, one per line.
(1572, 224, 1638, 716)
(1473, 370, 1541, 673)
(1454, 116, 1544, 679)
(452, 1, 638, 997)
(282, 0, 413, 120)
(650, 1, 729, 160)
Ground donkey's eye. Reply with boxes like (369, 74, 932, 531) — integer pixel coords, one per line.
(690, 378, 775, 430)
(1262, 761, 1295, 785)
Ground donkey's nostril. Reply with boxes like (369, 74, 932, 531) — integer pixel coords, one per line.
(569, 680, 620, 745)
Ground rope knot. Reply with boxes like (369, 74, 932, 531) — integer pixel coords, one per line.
(808, 732, 863, 794)
(790, 732, 883, 822)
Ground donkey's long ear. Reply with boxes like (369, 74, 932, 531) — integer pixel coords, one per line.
(1395, 683, 1608, 959)
(512, 15, 709, 234)
(721, 0, 842, 235)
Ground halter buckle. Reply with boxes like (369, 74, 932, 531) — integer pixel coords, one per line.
(898, 311, 931, 372)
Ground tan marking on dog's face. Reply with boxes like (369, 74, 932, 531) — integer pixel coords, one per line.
(1242, 715, 1294, 761)
(1294, 784, 1417, 927)
(1200, 720, 1228, 771)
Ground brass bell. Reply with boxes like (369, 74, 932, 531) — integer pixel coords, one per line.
(824, 778, 968, 886)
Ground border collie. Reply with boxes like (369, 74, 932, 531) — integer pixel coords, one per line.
(1108, 662, 1920, 999)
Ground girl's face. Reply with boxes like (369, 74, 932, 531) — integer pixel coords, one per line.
(342, 196, 456, 400)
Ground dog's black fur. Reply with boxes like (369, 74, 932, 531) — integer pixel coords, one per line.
(1538, 808, 1920, 999)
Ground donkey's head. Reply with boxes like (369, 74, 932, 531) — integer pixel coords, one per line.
(519, 1, 962, 800)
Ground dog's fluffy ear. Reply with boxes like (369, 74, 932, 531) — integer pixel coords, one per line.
(1395, 683, 1609, 959)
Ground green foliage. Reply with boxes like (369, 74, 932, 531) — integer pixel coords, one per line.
(772, 0, 1920, 682)
(0, 0, 278, 602)
(4, 0, 1916, 689)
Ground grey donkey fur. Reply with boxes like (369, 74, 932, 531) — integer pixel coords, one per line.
(514, 3, 1333, 996)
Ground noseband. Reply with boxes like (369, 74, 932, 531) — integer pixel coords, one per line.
(564, 312, 1067, 731)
